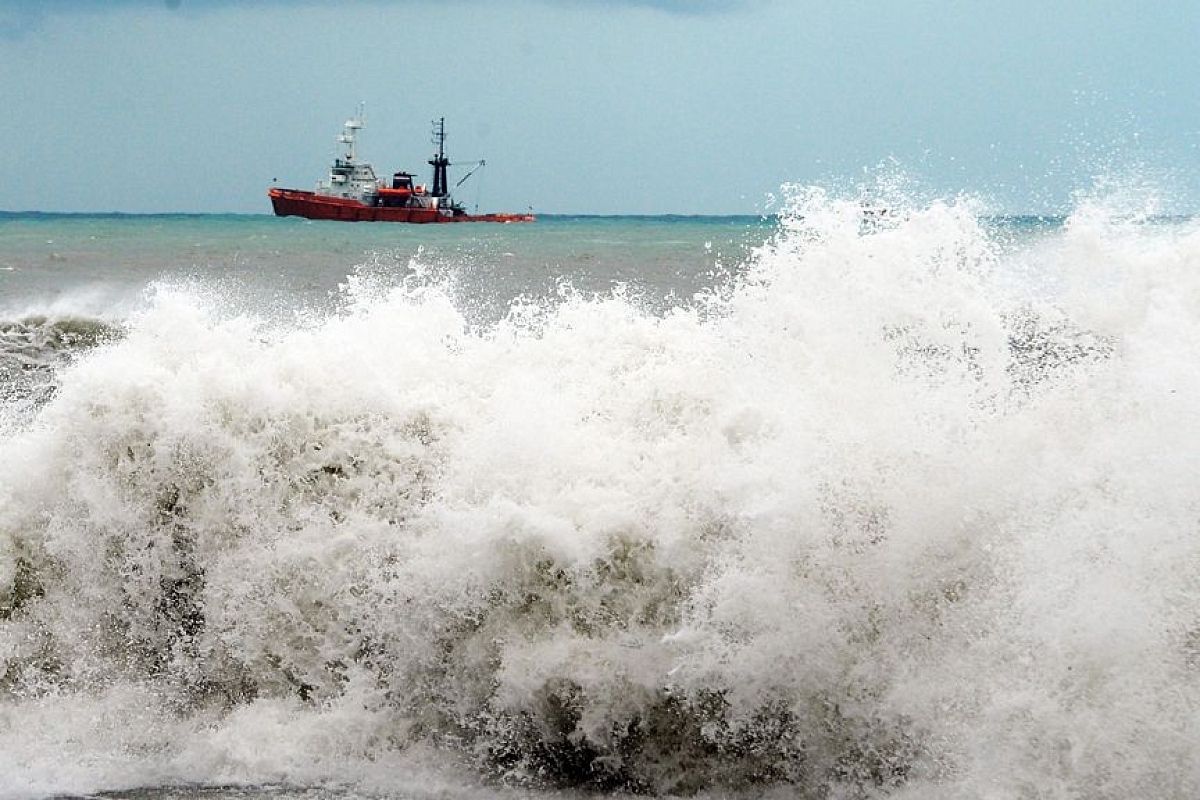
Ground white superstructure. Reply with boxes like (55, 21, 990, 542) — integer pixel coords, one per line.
(314, 109, 381, 203)
(311, 110, 445, 210)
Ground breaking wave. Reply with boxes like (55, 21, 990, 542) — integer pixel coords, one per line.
(1, 190, 1198, 799)
(0, 314, 120, 424)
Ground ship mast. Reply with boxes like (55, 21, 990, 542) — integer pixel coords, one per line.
(429, 117, 450, 197)
(338, 103, 365, 162)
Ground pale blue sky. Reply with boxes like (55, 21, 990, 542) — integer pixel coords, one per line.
(1, 0, 1197, 214)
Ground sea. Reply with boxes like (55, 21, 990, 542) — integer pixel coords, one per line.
(1, 192, 1198, 799)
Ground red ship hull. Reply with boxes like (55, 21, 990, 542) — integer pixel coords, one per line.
(269, 188, 534, 224)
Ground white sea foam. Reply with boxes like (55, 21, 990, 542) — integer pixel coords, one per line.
(1, 190, 1198, 799)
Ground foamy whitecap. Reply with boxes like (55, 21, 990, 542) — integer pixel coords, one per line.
(1, 190, 1198, 799)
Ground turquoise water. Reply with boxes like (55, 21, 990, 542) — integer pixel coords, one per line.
(0, 214, 772, 320)
(0, 211, 1072, 312)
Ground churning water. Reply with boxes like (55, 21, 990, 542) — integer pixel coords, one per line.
(1, 192, 1197, 799)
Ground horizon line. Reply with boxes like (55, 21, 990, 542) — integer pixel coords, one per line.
(0, 209, 1097, 221)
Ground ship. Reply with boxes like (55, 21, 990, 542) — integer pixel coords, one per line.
(269, 112, 534, 223)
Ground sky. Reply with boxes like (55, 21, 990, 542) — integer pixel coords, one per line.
(1, 0, 1198, 214)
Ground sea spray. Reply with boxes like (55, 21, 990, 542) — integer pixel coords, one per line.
(0, 313, 120, 431)
(1, 191, 1198, 798)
